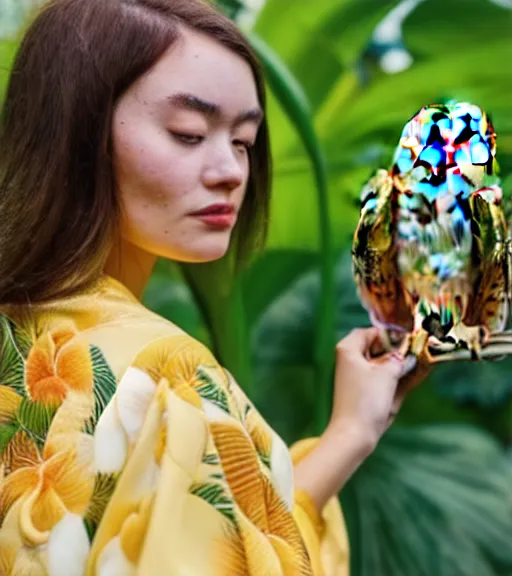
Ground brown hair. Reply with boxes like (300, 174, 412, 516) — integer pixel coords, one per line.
(0, 0, 271, 304)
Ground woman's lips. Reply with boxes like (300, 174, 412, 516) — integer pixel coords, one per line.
(190, 203, 236, 229)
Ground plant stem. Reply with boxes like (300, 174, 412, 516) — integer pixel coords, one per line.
(249, 34, 336, 435)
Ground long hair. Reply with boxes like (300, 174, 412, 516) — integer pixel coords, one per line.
(0, 0, 271, 304)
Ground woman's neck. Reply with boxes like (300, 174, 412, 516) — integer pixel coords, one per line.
(104, 238, 157, 300)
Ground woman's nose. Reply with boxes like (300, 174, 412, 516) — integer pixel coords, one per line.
(201, 142, 245, 191)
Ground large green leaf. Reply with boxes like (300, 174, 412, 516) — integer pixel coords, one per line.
(241, 249, 318, 330)
(341, 425, 512, 576)
(254, 0, 398, 111)
(181, 254, 253, 390)
(321, 40, 512, 154)
(253, 0, 401, 255)
(403, 0, 512, 61)
(0, 39, 16, 101)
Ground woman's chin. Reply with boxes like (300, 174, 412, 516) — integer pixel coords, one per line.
(163, 240, 231, 264)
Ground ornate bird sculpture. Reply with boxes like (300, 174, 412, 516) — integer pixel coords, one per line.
(352, 102, 511, 361)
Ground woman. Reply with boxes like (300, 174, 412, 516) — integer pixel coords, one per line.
(0, 0, 424, 574)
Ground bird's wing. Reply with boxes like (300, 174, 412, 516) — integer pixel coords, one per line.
(465, 187, 510, 332)
(352, 169, 413, 332)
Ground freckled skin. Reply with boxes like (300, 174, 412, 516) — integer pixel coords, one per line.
(112, 28, 261, 263)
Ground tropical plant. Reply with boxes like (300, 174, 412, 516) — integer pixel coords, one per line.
(2, 0, 512, 574)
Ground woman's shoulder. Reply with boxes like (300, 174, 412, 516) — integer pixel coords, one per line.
(1, 274, 179, 330)
(0, 275, 197, 383)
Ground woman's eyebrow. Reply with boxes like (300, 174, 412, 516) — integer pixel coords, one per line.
(167, 92, 263, 125)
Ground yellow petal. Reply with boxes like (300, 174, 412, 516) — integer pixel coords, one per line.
(0, 516, 18, 575)
(4, 431, 41, 474)
(44, 390, 95, 459)
(268, 534, 312, 576)
(154, 423, 166, 465)
(0, 386, 22, 421)
(235, 510, 283, 576)
(210, 421, 268, 533)
(25, 333, 56, 399)
(0, 543, 16, 576)
(0, 468, 38, 526)
(119, 495, 153, 565)
(212, 524, 248, 576)
(19, 476, 62, 545)
(49, 323, 77, 353)
(173, 382, 203, 409)
(45, 449, 94, 515)
(132, 336, 217, 390)
(56, 339, 94, 394)
(264, 476, 310, 571)
(27, 375, 68, 405)
(245, 409, 273, 463)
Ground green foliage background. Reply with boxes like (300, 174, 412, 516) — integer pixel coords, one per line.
(2, 1, 512, 574)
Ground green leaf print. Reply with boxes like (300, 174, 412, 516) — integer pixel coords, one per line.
(0, 315, 29, 397)
(202, 453, 221, 466)
(195, 367, 230, 414)
(12, 323, 32, 359)
(0, 420, 20, 454)
(87, 345, 117, 433)
(259, 452, 271, 469)
(210, 473, 225, 481)
(190, 482, 236, 524)
(84, 472, 119, 541)
(17, 399, 57, 446)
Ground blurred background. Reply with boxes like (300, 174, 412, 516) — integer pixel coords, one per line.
(1, 0, 512, 574)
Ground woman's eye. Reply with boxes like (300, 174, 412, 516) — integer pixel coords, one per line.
(233, 139, 254, 152)
(171, 132, 204, 146)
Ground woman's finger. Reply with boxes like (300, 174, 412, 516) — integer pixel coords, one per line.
(398, 351, 431, 396)
(390, 352, 431, 417)
(338, 327, 380, 356)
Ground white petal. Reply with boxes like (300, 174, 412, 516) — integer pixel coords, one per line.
(97, 536, 136, 576)
(201, 398, 232, 423)
(270, 432, 294, 511)
(94, 400, 128, 474)
(116, 367, 155, 443)
(47, 513, 90, 576)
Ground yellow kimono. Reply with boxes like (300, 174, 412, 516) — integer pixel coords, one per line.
(0, 276, 349, 575)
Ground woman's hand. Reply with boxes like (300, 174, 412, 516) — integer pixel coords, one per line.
(327, 327, 424, 452)
(294, 327, 429, 512)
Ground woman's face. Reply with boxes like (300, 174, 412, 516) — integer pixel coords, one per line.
(112, 28, 262, 263)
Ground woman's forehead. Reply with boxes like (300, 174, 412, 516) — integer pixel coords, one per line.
(133, 29, 260, 113)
